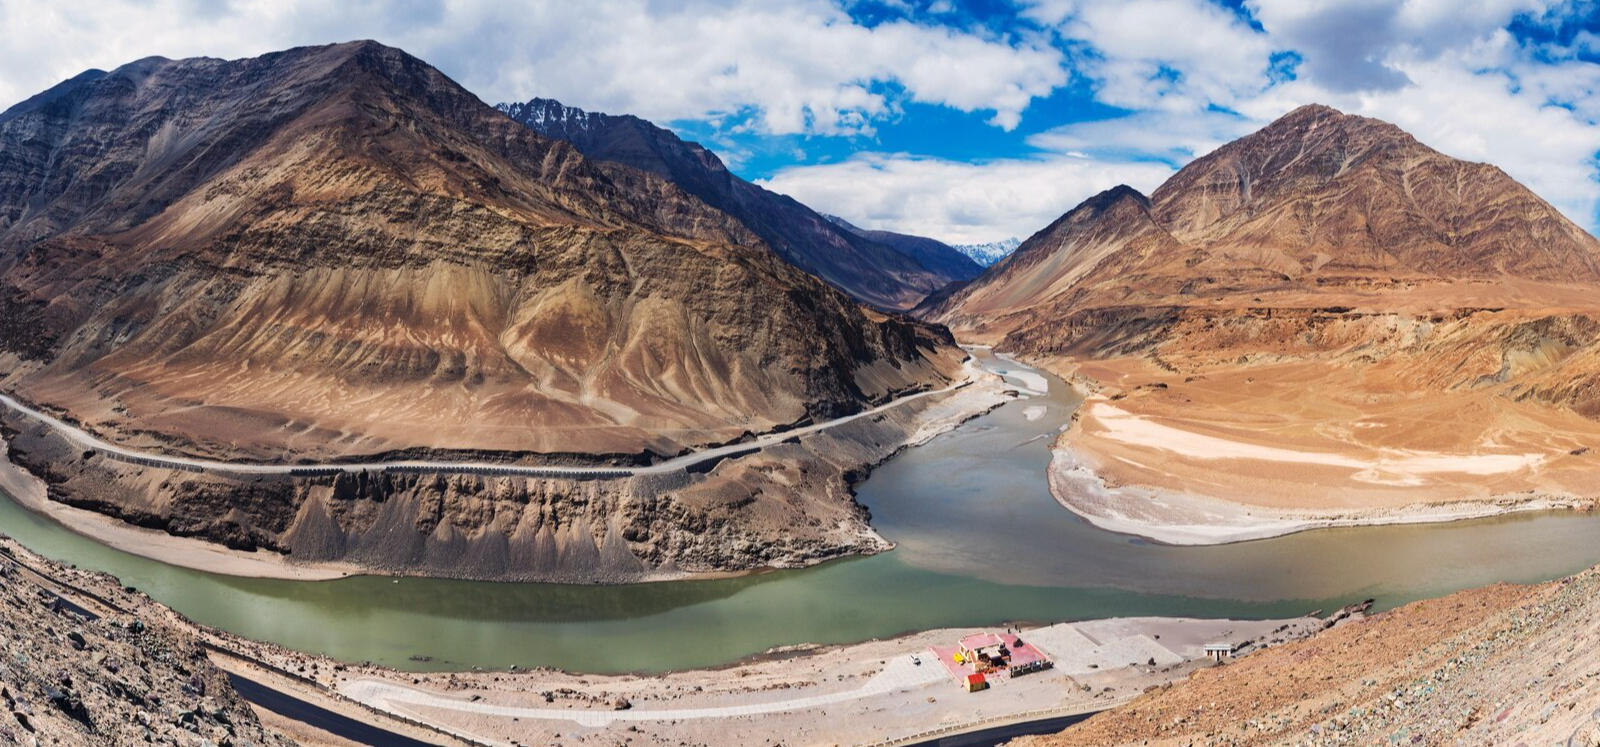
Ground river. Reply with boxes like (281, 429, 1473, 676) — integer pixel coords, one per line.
(3, 349, 1598, 674)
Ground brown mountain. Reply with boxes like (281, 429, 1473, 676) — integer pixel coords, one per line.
(0, 41, 961, 463)
(497, 97, 955, 309)
(930, 104, 1600, 347)
(929, 104, 1600, 523)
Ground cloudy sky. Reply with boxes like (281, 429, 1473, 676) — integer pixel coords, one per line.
(4, 0, 1600, 244)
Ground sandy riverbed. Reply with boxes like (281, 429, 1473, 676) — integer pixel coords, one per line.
(1033, 354, 1600, 546)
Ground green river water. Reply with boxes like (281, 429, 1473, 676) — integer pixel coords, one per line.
(3, 351, 1599, 674)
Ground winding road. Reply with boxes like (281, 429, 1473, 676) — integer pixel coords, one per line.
(227, 673, 450, 747)
(0, 364, 973, 480)
(343, 653, 947, 729)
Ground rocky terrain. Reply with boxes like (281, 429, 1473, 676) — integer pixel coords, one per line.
(0, 40, 976, 579)
(0, 541, 294, 746)
(927, 104, 1600, 522)
(1015, 564, 1600, 747)
(499, 97, 957, 309)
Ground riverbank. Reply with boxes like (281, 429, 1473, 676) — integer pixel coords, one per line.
(1031, 353, 1600, 546)
(0, 355, 1014, 583)
(206, 593, 1328, 747)
(0, 534, 1332, 747)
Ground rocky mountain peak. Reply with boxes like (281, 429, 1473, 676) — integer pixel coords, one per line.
(498, 97, 609, 135)
(1147, 103, 1600, 282)
(1078, 184, 1150, 213)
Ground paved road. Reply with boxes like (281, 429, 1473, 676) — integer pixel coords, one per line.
(227, 673, 449, 747)
(345, 652, 947, 728)
(900, 711, 1097, 747)
(0, 367, 970, 479)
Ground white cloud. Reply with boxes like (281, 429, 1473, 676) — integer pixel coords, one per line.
(1244, 0, 1551, 91)
(0, 0, 1067, 136)
(6, 0, 1600, 239)
(1026, 109, 1255, 164)
(756, 153, 1174, 244)
(1021, 0, 1277, 111)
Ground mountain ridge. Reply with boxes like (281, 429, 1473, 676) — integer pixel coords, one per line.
(498, 96, 955, 309)
(930, 103, 1600, 347)
(822, 214, 982, 284)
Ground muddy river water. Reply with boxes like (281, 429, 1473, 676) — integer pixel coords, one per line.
(3, 350, 1598, 673)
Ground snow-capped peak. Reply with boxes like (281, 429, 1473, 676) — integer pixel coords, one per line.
(496, 98, 605, 134)
(952, 237, 1021, 267)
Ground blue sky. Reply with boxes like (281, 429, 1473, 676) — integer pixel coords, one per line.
(4, 0, 1600, 244)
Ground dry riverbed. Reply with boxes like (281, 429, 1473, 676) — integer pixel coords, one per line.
(1034, 355, 1600, 546)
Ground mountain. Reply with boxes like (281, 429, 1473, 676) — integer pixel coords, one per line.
(0, 41, 961, 462)
(823, 215, 982, 284)
(927, 103, 1600, 521)
(930, 104, 1600, 348)
(924, 184, 1189, 344)
(0, 42, 970, 581)
(951, 237, 1021, 267)
(497, 97, 952, 309)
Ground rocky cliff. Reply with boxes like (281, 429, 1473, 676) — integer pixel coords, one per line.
(499, 97, 957, 309)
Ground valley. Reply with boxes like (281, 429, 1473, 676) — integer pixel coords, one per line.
(3, 24, 1600, 747)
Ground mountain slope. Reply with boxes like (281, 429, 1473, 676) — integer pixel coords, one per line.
(928, 104, 1600, 528)
(926, 185, 1192, 345)
(824, 214, 982, 285)
(498, 97, 953, 309)
(0, 41, 962, 463)
(1150, 104, 1600, 282)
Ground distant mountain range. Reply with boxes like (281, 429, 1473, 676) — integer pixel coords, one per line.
(498, 97, 959, 308)
(951, 237, 1022, 267)
(822, 215, 981, 283)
